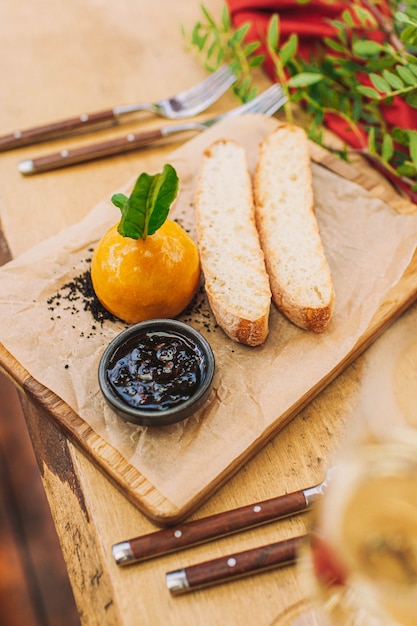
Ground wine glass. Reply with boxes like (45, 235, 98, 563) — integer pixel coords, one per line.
(272, 440, 417, 626)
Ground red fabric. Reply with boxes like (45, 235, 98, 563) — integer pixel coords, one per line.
(226, 0, 416, 149)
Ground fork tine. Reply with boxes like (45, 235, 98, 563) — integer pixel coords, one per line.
(214, 84, 287, 123)
(175, 65, 237, 108)
(240, 84, 287, 115)
(159, 65, 236, 118)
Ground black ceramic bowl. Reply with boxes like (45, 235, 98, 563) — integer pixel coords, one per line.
(98, 319, 215, 427)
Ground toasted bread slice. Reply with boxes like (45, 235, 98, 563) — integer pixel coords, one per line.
(195, 139, 271, 346)
(254, 124, 335, 332)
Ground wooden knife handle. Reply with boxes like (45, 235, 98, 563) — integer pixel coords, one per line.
(0, 109, 117, 151)
(18, 128, 166, 174)
(166, 535, 305, 594)
(112, 490, 307, 566)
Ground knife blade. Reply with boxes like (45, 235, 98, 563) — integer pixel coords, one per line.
(112, 471, 331, 567)
(165, 535, 305, 594)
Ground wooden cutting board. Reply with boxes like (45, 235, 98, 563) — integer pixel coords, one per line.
(1, 145, 416, 526)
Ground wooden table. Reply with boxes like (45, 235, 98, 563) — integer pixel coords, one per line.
(1, 2, 416, 625)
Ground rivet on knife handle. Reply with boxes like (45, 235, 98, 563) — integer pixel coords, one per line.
(112, 490, 308, 567)
(0, 109, 118, 152)
(166, 535, 305, 594)
(18, 127, 167, 174)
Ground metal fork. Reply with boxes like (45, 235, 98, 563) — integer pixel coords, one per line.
(18, 84, 287, 175)
(0, 65, 237, 152)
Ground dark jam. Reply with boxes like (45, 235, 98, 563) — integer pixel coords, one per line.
(106, 330, 205, 411)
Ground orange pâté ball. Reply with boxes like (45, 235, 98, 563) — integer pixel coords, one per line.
(91, 219, 200, 324)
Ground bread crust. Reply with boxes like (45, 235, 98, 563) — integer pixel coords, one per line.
(196, 139, 271, 346)
(254, 124, 335, 332)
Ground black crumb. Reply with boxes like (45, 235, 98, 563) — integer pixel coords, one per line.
(47, 266, 122, 337)
(181, 286, 218, 334)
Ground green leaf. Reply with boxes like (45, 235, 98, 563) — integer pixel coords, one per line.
(352, 39, 383, 56)
(408, 130, 417, 168)
(115, 164, 179, 240)
(248, 54, 265, 68)
(395, 11, 417, 27)
(368, 127, 376, 154)
(353, 5, 376, 27)
(392, 127, 409, 145)
(356, 85, 381, 99)
(342, 10, 354, 26)
(401, 25, 417, 46)
(406, 93, 417, 108)
(280, 33, 297, 67)
(207, 40, 217, 60)
(382, 69, 404, 90)
(267, 14, 279, 51)
(323, 38, 347, 53)
(244, 41, 261, 56)
(287, 72, 323, 87)
(409, 62, 417, 77)
(369, 73, 391, 93)
(396, 65, 417, 86)
(111, 193, 128, 211)
(231, 23, 250, 45)
(398, 162, 417, 177)
(382, 134, 394, 162)
(191, 23, 204, 48)
(201, 5, 217, 28)
(221, 3, 230, 32)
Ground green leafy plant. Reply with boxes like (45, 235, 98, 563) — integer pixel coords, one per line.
(181, 4, 264, 102)
(183, 2, 417, 193)
(112, 164, 179, 240)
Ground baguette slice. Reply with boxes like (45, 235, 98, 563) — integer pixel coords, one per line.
(195, 139, 271, 346)
(254, 124, 335, 332)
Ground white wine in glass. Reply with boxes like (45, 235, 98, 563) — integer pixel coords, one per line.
(300, 442, 417, 625)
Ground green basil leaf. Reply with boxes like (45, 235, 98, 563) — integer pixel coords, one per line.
(115, 164, 179, 240)
(111, 193, 128, 211)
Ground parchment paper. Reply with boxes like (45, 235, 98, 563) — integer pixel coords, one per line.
(1, 114, 417, 508)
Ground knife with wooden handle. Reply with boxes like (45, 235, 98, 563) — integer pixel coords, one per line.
(165, 535, 305, 594)
(17, 127, 174, 175)
(0, 109, 119, 152)
(112, 473, 331, 567)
